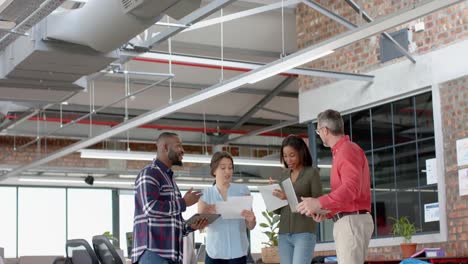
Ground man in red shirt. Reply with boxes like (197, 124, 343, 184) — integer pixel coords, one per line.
(297, 109, 374, 264)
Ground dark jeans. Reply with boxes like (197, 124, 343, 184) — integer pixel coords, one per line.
(205, 254, 247, 264)
(138, 250, 177, 264)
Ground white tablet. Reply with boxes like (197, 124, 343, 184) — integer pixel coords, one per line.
(186, 213, 221, 225)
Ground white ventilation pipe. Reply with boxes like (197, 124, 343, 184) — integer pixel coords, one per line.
(46, 0, 198, 53)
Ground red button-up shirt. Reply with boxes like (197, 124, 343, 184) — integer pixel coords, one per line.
(318, 136, 371, 217)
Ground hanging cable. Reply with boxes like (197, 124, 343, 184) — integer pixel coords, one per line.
(60, 102, 63, 128)
(88, 79, 94, 137)
(220, 8, 224, 82)
(281, 0, 286, 58)
(203, 110, 208, 155)
(43, 111, 47, 154)
(167, 16, 173, 104)
(36, 110, 40, 159)
(124, 64, 130, 151)
(92, 80, 95, 113)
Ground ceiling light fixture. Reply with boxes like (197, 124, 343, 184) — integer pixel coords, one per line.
(19, 178, 83, 184)
(78, 149, 331, 168)
(19, 177, 134, 186)
(78, 149, 282, 167)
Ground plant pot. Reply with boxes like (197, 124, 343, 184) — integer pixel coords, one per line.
(261, 246, 280, 263)
(400, 243, 417, 259)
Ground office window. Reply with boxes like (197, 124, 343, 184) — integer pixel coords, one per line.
(18, 187, 66, 256)
(0, 187, 17, 257)
(351, 109, 372, 151)
(313, 91, 438, 241)
(119, 191, 134, 257)
(67, 189, 112, 245)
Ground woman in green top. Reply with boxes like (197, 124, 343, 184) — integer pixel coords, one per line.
(272, 135, 322, 264)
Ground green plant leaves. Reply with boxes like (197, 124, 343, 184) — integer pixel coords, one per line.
(389, 216, 416, 243)
(260, 211, 279, 247)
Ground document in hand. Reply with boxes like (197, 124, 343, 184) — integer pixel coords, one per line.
(281, 178, 299, 212)
(216, 196, 253, 219)
(257, 184, 288, 212)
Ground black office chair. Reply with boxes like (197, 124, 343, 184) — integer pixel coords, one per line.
(92, 235, 124, 264)
(65, 239, 100, 264)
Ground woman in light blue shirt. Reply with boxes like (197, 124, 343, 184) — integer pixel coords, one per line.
(198, 151, 256, 264)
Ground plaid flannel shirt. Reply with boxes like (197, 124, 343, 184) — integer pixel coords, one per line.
(131, 159, 191, 264)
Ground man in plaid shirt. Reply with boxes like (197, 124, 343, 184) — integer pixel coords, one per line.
(132, 132, 208, 264)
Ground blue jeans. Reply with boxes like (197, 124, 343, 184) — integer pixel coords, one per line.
(278, 232, 316, 264)
(138, 250, 177, 264)
(205, 254, 246, 264)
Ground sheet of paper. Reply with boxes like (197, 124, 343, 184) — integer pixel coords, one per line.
(216, 196, 253, 219)
(257, 184, 288, 212)
(281, 178, 299, 212)
(424, 202, 439, 222)
(459, 168, 468, 196)
(425, 158, 437, 185)
(456, 138, 468, 166)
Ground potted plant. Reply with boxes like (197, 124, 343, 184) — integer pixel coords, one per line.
(259, 211, 280, 263)
(390, 216, 417, 258)
(103, 231, 119, 245)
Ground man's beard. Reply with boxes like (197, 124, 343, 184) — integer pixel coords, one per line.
(168, 149, 183, 166)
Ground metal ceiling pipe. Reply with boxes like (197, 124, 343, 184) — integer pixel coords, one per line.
(4, 115, 307, 138)
(46, 0, 200, 52)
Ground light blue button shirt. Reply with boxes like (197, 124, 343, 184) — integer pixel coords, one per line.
(201, 183, 251, 260)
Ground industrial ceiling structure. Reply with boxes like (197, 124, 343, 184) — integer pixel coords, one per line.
(0, 0, 462, 187)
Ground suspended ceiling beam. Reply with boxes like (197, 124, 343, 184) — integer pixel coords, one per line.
(44, 106, 295, 126)
(226, 119, 299, 144)
(1, 0, 461, 180)
(136, 0, 237, 50)
(302, 0, 356, 29)
(182, 0, 301, 32)
(229, 77, 295, 131)
(0, 108, 41, 133)
(153, 40, 282, 58)
(129, 51, 375, 81)
(303, 0, 416, 63)
(100, 76, 299, 98)
(261, 107, 298, 119)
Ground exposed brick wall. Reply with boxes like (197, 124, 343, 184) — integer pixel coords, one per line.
(0, 136, 243, 173)
(296, 0, 468, 258)
(296, 0, 468, 91)
(0, 136, 208, 172)
(0, 137, 107, 168)
(438, 75, 468, 256)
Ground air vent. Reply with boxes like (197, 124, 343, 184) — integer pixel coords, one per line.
(120, 0, 144, 14)
(121, 0, 133, 9)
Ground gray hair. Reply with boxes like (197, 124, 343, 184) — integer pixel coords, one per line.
(317, 109, 344, 136)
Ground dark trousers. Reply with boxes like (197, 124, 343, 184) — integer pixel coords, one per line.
(205, 254, 247, 264)
(138, 250, 177, 264)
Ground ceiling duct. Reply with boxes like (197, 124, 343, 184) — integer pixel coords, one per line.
(45, 0, 201, 53)
(0, 27, 117, 103)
